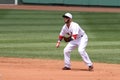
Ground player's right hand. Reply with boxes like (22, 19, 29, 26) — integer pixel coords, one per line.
(56, 42, 60, 48)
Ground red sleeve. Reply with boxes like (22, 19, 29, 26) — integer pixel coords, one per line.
(58, 35, 64, 41)
(72, 34, 77, 40)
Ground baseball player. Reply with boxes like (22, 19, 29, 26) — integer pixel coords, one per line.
(56, 13, 93, 71)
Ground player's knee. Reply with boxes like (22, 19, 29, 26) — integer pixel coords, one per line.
(78, 48, 85, 54)
(64, 48, 71, 54)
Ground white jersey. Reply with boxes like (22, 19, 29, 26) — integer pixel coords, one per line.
(60, 22, 85, 39)
(57, 21, 93, 68)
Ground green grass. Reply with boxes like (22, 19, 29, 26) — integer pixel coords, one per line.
(0, 9, 120, 64)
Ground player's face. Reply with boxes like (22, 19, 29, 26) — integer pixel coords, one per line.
(64, 17, 70, 23)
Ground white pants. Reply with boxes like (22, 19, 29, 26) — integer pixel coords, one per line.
(64, 34, 93, 68)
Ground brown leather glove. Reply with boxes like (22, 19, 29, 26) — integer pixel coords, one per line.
(63, 36, 73, 42)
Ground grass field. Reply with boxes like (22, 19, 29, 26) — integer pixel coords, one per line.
(0, 9, 120, 64)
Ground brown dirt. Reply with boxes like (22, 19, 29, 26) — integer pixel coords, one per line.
(0, 5, 120, 13)
(0, 5, 120, 80)
(0, 57, 120, 80)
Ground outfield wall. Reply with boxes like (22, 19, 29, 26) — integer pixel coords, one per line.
(0, 0, 14, 4)
(0, 0, 22, 5)
(22, 0, 120, 7)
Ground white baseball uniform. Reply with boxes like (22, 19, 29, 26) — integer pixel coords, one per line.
(59, 21, 93, 68)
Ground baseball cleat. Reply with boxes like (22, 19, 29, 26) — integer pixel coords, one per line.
(62, 67, 71, 70)
(88, 65, 94, 71)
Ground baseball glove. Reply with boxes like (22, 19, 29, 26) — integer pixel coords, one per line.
(63, 36, 72, 42)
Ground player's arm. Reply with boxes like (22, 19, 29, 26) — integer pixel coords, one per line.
(71, 34, 77, 40)
(56, 35, 64, 48)
(64, 34, 77, 42)
(70, 24, 79, 40)
(67, 34, 78, 42)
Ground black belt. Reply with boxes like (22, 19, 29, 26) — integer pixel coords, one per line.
(78, 35, 83, 39)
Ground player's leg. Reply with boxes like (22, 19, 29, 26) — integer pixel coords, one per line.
(63, 41, 76, 69)
(78, 34, 93, 69)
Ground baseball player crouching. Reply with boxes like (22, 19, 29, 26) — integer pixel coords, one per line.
(56, 13, 93, 71)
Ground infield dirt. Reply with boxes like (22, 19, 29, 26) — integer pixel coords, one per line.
(0, 58, 120, 80)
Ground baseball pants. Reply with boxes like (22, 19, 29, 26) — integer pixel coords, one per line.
(64, 34, 93, 68)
